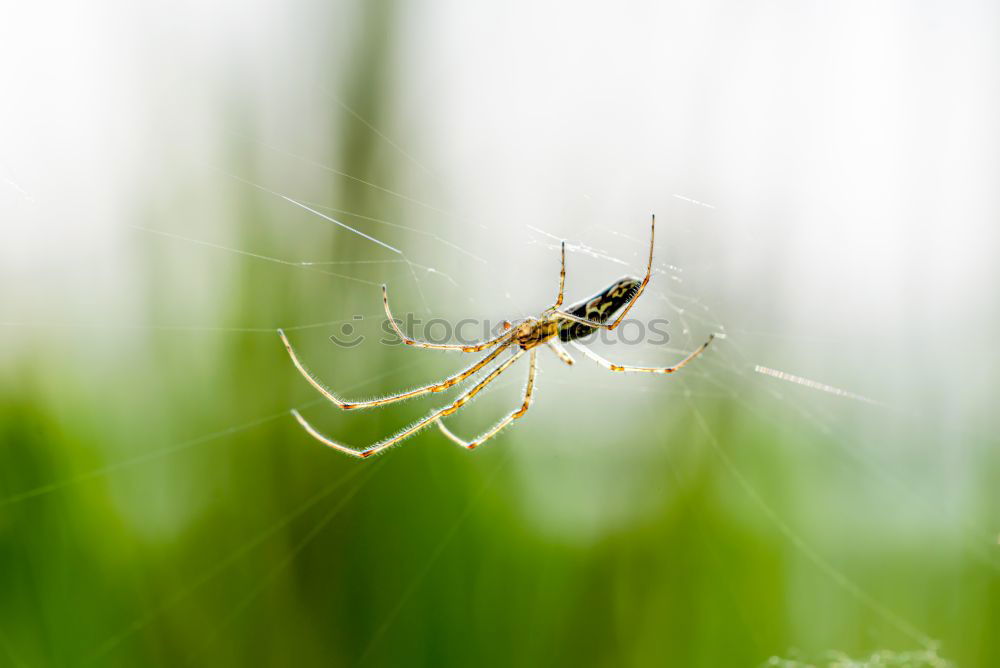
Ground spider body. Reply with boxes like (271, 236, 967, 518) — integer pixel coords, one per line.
(513, 276, 639, 350)
(279, 215, 714, 458)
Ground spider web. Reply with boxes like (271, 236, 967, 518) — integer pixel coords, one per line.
(1, 4, 997, 666)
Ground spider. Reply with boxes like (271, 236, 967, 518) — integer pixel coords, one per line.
(279, 215, 714, 458)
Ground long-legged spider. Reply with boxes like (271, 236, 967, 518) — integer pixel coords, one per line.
(279, 215, 714, 458)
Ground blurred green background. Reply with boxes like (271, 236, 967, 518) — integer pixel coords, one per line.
(1, 1, 998, 666)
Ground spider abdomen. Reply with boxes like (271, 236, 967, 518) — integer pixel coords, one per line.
(558, 276, 641, 342)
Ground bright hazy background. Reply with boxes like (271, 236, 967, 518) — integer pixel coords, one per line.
(1, 1, 997, 666)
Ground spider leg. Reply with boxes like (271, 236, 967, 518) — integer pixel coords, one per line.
(279, 329, 515, 410)
(569, 334, 713, 373)
(545, 240, 566, 311)
(553, 214, 656, 330)
(290, 349, 526, 458)
(437, 349, 538, 449)
(546, 339, 574, 366)
(383, 284, 512, 352)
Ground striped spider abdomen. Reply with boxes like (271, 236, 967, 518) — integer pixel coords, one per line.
(558, 276, 641, 342)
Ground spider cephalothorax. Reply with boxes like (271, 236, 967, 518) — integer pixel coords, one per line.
(512, 317, 559, 350)
(279, 215, 713, 457)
